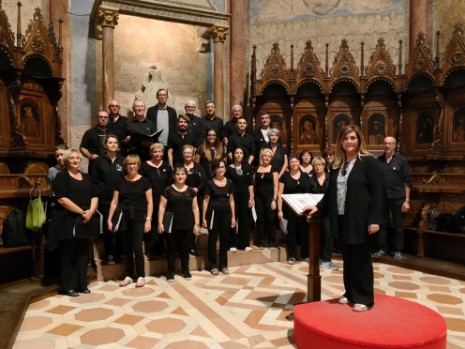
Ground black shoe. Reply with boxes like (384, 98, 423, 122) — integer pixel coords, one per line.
(167, 272, 175, 282)
(182, 271, 192, 280)
(77, 288, 91, 294)
(59, 289, 80, 297)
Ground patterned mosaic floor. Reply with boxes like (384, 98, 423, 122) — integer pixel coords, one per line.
(13, 259, 465, 349)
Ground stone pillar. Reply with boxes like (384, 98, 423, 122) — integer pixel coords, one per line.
(204, 25, 228, 118)
(230, 0, 248, 108)
(409, 0, 432, 55)
(98, 7, 119, 106)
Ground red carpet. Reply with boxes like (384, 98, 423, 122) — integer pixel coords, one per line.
(294, 294, 447, 349)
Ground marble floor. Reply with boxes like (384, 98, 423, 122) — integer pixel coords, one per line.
(13, 258, 465, 349)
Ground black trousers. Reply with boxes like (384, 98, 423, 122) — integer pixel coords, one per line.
(99, 203, 123, 259)
(122, 213, 146, 279)
(230, 194, 251, 249)
(166, 229, 192, 273)
(286, 212, 308, 259)
(255, 193, 276, 247)
(378, 198, 405, 252)
(338, 216, 374, 307)
(319, 215, 334, 262)
(208, 210, 231, 270)
(59, 238, 89, 292)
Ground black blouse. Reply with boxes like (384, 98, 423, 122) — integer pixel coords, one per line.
(162, 186, 197, 230)
(205, 179, 234, 214)
(226, 164, 253, 197)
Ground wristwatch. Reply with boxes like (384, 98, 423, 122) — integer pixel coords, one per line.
(145, 217, 152, 221)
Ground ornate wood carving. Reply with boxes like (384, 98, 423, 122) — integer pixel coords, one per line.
(328, 39, 360, 91)
(405, 32, 436, 83)
(365, 38, 398, 90)
(440, 24, 465, 84)
(294, 41, 324, 88)
(260, 43, 290, 93)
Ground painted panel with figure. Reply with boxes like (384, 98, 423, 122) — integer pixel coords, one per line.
(299, 115, 318, 144)
(416, 112, 434, 144)
(368, 113, 386, 145)
(452, 108, 465, 143)
(332, 114, 351, 143)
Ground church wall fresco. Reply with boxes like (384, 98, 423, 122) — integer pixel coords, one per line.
(248, 0, 407, 74)
(434, 0, 465, 48)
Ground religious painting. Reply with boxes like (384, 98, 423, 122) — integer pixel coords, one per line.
(299, 114, 318, 144)
(270, 114, 283, 131)
(416, 112, 434, 144)
(18, 98, 40, 138)
(452, 107, 465, 143)
(368, 113, 386, 145)
(333, 114, 351, 143)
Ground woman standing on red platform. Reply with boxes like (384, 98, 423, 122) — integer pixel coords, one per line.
(305, 125, 383, 312)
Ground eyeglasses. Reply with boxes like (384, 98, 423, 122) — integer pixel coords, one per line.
(109, 105, 120, 108)
(207, 134, 216, 137)
(98, 116, 109, 119)
(217, 166, 226, 169)
(183, 152, 193, 156)
(325, 154, 334, 158)
(127, 162, 138, 166)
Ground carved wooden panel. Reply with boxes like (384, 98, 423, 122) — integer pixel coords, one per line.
(0, 81, 8, 149)
(292, 99, 325, 153)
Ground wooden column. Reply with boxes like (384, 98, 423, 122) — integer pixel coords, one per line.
(98, 7, 119, 106)
(307, 216, 321, 302)
(229, 0, 248, 107)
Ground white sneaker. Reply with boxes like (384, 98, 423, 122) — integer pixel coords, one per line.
(229, 247, 237, 252)
(244, 246, 253, 252)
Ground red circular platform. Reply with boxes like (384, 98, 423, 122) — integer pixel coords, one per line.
(294, 294, 447, 349)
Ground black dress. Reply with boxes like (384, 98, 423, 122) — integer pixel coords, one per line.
(53, 170, 97, 293)
(279, 171, 311, 259)
(254, 169, 278, 247)
(205, 179, 234, 270)
(162, 186, 197, 273)
(226, 165, 253, 249)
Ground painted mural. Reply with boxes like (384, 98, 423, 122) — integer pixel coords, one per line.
(249, 0, 407, 74)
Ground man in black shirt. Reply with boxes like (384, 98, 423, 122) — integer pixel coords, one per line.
(80, 110, 109, 174)
(373, 136, 412, 261)
(126, 100, 156, 160)
(203, 100, 223, 136)
(107, 99, 128, 151)
(227, 117, 255, 165)
(167, 114, 196, 168)
(184, 100, 205, 147)
(222, 104, 243, 147)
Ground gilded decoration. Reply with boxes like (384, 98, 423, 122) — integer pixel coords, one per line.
(98, 7, 119, 28)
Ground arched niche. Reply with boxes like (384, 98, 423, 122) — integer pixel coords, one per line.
(254, 83, 291, 148)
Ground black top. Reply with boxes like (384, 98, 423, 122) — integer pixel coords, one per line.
(227, 133, 256, 162)
(114, 176, 151, 214)
(222, 120, 238, 140)
(108, 116, 128, 147)
(140, 161, 172, 207)
(79, 127, 108, 158)
(176, 162, 207, 195)
(268, 144, 288, 171)
(126, 117, 156, 160)
(168, 131, 197, 166)
(254, 168, 278, 197)
(280, 171, 311, 217)
(377, 153, 412, 199)
(91, 154, 125, 204)
(205, 179, 234, 214)
(146, 105, 178, 144)
(226, 164, 253, 197)
(196, 144, 225, 180)
(308, 173, 329, 194)
(162, 186, 197, 230)
(203, 116, 224, 135)
(187, 115, 206, 147)
(53, 170, 97, 240)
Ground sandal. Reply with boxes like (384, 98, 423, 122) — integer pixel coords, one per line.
(135, 277, 145, 288)
(210, 268, 219, 275)
(338, 296, 349, 304)
(119, 276, 133, 287)
(288, 258, 296, 265)
(353, 303, 370, 312)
